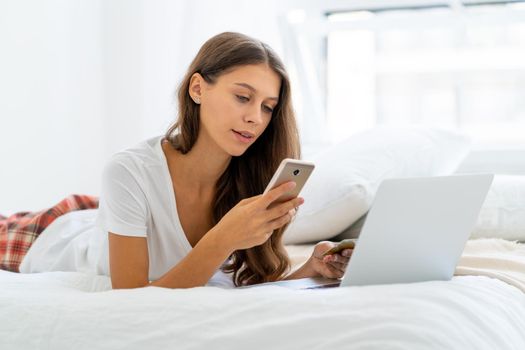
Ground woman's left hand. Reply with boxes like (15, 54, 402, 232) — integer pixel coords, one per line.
(307, 241, 353, 279)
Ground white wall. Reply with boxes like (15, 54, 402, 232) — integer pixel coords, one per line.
(0, 0, 294, 214)
(0, 0, 105, 213)
(2, 0, 521, 215)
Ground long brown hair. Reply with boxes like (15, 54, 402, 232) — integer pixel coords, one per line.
(164, 32, 301, 286)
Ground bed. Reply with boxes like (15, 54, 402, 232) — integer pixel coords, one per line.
(1, 238, 525, 350)
(2, 127, 525, 349)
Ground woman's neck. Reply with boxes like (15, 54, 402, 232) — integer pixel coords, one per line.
(163, 134, 231, 197)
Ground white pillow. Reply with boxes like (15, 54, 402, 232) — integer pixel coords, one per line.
(283, 126, 471, 244)
(333, 174, 525, 243)
(471, 175, 525, 241)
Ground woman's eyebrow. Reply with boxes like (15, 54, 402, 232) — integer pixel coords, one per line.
(234, 82, 278, 101)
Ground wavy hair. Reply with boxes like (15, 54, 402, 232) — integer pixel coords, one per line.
(164, 32, 301, 286)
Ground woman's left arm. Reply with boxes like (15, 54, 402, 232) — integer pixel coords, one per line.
(283, 241, 353, 280)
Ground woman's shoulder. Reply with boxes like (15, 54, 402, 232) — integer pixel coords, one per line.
(104, 135, 165, 171)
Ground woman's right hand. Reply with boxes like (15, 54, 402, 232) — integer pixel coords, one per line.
(212, 181, 304, 252)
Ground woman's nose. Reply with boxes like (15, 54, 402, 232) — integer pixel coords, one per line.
(245, 105, 263, 124)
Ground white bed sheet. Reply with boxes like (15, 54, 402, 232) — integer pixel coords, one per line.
(1, 270, 524, 350)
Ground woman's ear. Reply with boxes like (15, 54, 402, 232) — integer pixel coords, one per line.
(189, 73, 204, 104)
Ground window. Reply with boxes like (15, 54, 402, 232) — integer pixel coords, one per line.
(324, 1, 525, 148)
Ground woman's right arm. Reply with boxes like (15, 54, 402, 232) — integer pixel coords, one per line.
(108, 228, 233, 289)
(108, 181, 304, 289)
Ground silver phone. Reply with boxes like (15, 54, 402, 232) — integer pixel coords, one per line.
(263, 158, 315, 203)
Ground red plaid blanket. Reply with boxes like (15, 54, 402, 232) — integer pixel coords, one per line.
(0, 194, 99, 272)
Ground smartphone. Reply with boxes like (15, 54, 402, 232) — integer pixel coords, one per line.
(322, 239, 358, 256)
(263, 158, 315, 203)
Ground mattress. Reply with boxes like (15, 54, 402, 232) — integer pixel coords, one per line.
(1, 240, 525, 350)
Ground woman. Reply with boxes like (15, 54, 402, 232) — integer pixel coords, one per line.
(0, 32, 353, 288)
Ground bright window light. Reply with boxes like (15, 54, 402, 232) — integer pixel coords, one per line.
(326, 2, 525, 148)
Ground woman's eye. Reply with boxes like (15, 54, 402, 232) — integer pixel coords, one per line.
(263, 105, 274, 114)
(236, 95, 249, 102)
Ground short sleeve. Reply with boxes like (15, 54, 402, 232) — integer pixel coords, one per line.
(96, 156, 149, 237)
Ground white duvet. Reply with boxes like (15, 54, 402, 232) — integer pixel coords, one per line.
(1, 269, 524, 350)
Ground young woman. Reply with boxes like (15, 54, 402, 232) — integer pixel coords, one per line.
(0, 32, 353, 288)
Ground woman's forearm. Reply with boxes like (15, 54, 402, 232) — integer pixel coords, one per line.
(148, 227, 233, 289)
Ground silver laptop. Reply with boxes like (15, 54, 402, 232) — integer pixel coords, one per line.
(240, 174, 494, 290)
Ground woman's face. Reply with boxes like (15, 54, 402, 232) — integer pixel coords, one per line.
(193, 64, 281, 157)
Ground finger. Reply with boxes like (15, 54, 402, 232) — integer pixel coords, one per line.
(267, 196, 304, 221)
(324, 263, 344, 279)
(341, 249, 353, 257)
(327, 261, 347, 272)
(261, 181, 296, 208)
(323, 253, 350, 265)
(323, 259, 347, 273)
(267, 212, 294, 231)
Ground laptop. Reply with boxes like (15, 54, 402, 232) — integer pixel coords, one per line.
(239, 174, 494, 290)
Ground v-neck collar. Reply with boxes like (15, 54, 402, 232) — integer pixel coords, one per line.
(156, 136, 193, 253)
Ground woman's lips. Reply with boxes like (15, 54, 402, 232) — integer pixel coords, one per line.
(232, 130, 254, 144)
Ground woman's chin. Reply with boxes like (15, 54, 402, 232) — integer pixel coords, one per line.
(229, 148, 247, 157)
(225, 143, 251, 157)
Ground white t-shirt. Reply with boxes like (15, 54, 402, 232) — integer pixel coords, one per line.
(19, 135, 234, 288)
